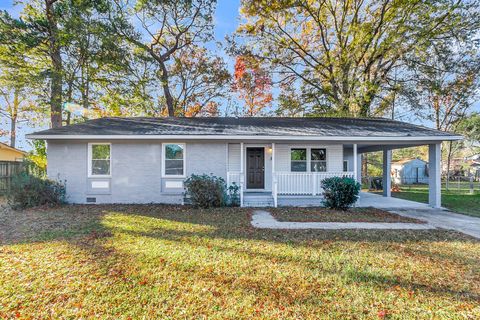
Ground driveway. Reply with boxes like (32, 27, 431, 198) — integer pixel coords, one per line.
(358, 192, 480, 239)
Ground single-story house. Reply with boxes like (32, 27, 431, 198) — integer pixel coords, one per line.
(391, 158, 429, 185)
(0, 142, 26, 162)
(27, 117, 462, 208)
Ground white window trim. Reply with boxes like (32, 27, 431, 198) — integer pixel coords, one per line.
(290, 147, 328, 173)
(88, 142, 112, 178)
(162, 143, 186, 178)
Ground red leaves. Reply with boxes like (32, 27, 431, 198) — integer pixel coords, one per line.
(232, 55, 272, 116)
(234, 56, 247, 81)
(377, 309, 387, 318)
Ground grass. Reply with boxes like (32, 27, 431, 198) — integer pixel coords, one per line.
(1, 204, 480, 319)
(270, 207, 424, 223)
(390, 185, 480, 217)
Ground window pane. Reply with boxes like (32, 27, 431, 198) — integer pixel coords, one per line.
(165, 144, 184, 160)
(343, 161, 348, 172)
(311, 149, 326, 161)
(92, 159, 110, 175)
(165, 159, 184, 175)
(311, 161, 327, 172)
(291, 161, 307, 172)
(92, 144, 110, 160)
(291, 149, 306, 161)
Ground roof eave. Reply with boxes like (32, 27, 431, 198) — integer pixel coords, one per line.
(26, 134, 463, 142)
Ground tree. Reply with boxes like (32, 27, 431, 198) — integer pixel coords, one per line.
(458, 113, 480, 144)
(168, 46, 230, 116)
(402, 41, 480, 186)
(235, 0, 479, 117)
(0, 1, 121, 127)
(0, 21, 45, 147)
(0, 80, 41, 148)
(232, 55, 272, 116)
(108, 0, 217, 116)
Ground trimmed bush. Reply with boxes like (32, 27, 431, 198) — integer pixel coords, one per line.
(7, 172, 66, 209)
(321, 176, 361, 210)
(184, 174, 227, 208)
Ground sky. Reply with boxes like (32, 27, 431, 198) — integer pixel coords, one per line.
(0, 0, 479, 150)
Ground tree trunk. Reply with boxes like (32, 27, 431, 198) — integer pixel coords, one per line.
(10, 89, 18, 148)
(446, 141, 453, 191)
(159, 61, 175, 116)
(362, 153, 368, 180)
(46, 0, 63, 128)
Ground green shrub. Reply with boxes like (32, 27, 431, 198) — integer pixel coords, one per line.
(321, 176, 361, 210)
(227, 183, 240, 207)
(7, 172, 66, 209)
(184, 174, 228, 208)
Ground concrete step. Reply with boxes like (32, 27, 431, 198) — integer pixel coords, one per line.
(243, 196, 274, 207)
(243, 202, 274, 208)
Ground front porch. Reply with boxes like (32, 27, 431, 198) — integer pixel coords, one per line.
(226, 141, 442, 208)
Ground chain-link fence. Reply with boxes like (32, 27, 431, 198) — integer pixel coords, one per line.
(363, 176, 480, 194)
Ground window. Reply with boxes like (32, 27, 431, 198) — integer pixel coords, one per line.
(163, 143, 185, 177)
(88, 143, 111, 177)
(291, 148, 307, 172)
(311, 148, 327, 172)
(343, 160, 349, 172)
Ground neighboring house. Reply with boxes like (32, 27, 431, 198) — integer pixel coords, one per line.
(391, 158, 429, 185)
(446, 156, 480, 179)
(0, 142, 26, 162)
(27, 117, 461, 208)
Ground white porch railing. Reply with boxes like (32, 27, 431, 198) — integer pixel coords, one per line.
(227, 171, 242, 186)
(227, 171, 244, 206)
(227, 171, 355, 207)
(274, 171, 355, 196)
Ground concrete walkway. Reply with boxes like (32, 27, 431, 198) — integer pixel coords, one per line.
(358, 192, 480, 239)
(357, 192, 431, 210)
(250, 192, 480, 238)
(388, 209, 480, 239)
(251, 210, 435, 230)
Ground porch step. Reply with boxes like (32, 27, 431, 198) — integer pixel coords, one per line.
(243, 195, 274, 207)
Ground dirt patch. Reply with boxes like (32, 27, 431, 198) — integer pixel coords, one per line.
(270, 207, 425, 223)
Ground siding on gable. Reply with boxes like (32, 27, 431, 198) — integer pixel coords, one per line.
(228, 143, 241, 171)
(274, 143, 344, 172)
(343, 147, 353, 171)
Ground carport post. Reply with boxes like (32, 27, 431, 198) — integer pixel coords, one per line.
(382, 148, 392, 197)
(429, 143, 442, 208)
(356, 153, 362, 183)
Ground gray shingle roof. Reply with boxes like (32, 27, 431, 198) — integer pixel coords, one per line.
(28, 117, 460, 139)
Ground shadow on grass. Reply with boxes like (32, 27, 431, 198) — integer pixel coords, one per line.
(1, 204, 480, 312)
(2, 204, 478, 246)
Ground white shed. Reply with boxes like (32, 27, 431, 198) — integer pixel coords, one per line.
(392, 158, 429, 185)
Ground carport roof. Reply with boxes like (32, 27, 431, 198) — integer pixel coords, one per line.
(27, 117, 462, 141)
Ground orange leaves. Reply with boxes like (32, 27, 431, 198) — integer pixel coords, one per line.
(184, 104, 202, 117)
(234, 56, 247, 81)
(232, 55, 273, 116)
(377, 309, 388, 318)
(184, 102, 219, 117)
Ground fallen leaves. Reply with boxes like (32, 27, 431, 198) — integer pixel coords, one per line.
(0, 204, 478, 318)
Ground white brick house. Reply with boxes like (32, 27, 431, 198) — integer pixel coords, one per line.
(27, 117, 462, 208)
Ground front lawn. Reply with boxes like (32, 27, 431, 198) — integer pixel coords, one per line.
(270, 207, 424, 223)
(391, 185, 480, 217)
(1, 205, 479, 318)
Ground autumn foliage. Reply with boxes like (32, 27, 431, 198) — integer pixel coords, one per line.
(232, 56, 272, 116)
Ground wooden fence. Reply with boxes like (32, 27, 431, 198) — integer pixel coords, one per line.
(0, 161, 24, 194)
